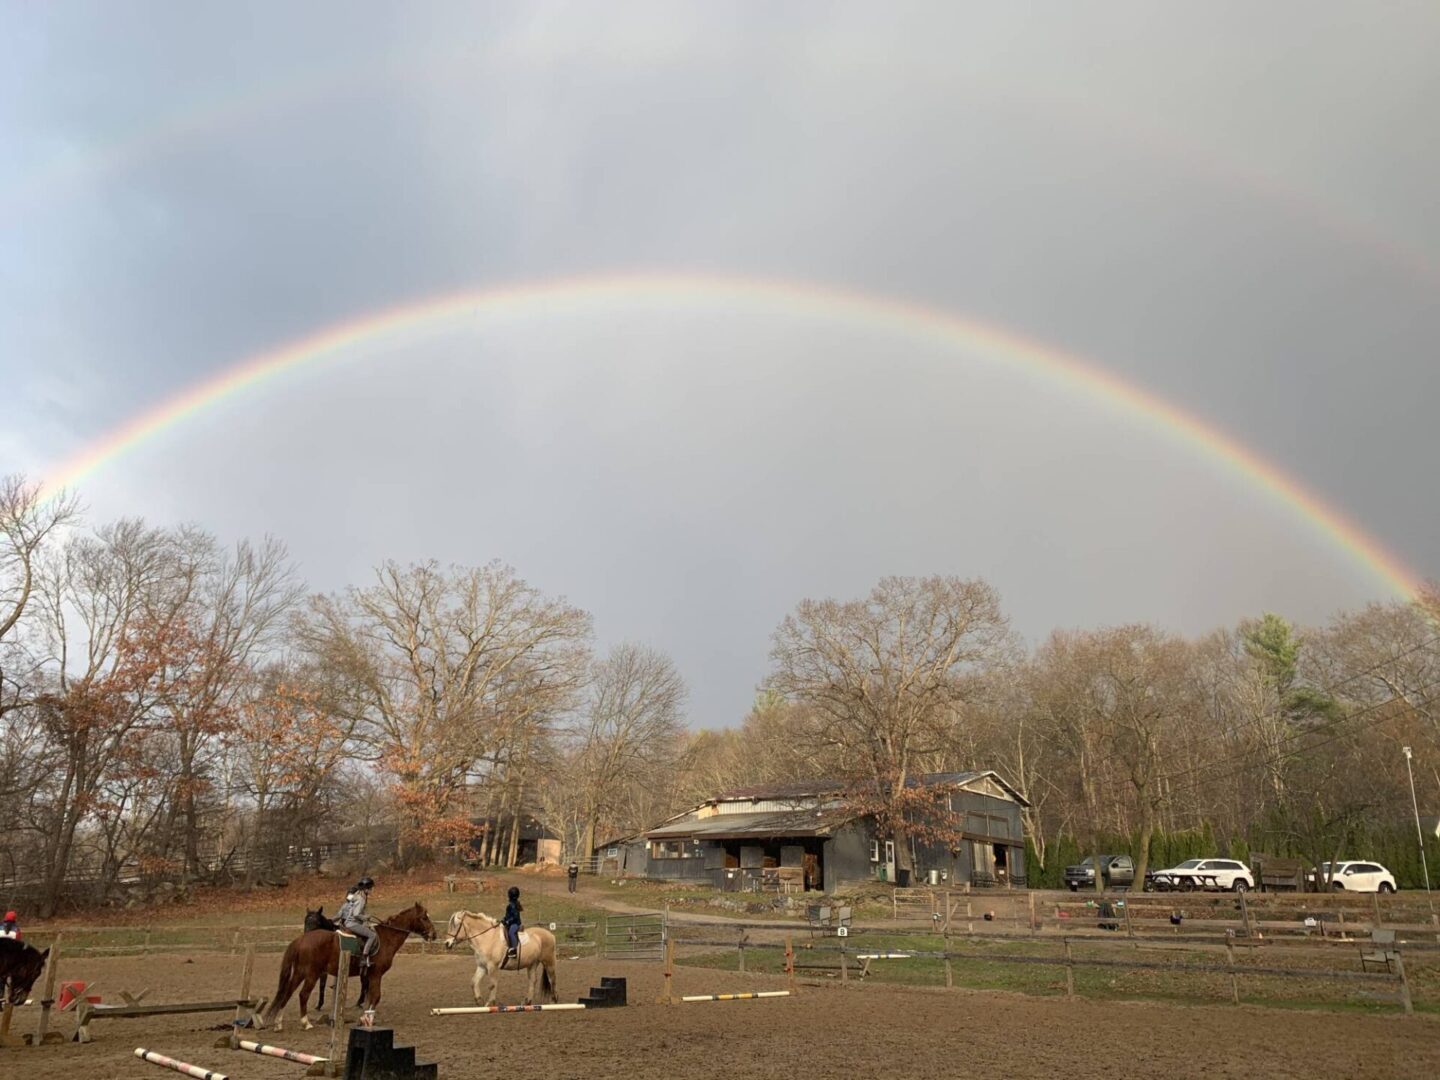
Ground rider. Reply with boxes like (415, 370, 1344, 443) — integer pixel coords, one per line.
(501, 886, 523, 967)
(337, 877, 378, 967)
(0, 910, 19, 940)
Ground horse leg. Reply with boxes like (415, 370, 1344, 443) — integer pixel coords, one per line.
(317, 971, 326, 1012)
(365, 973, 382, 1014)
(298, 978, 315, 1031)
(471, 963, 486, 1006)
(524, 963, 539, 1006)
(545, 955, 559, 1003)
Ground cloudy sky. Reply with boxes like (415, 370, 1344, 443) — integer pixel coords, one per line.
(3, 2, 1437, 727)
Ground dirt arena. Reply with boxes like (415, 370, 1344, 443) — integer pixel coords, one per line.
(7, 951, 1437, 1079)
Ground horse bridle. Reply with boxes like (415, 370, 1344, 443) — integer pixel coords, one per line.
(445, 910, 501, 949)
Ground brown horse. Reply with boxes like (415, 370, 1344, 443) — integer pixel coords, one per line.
(258, 902, 436, 1031)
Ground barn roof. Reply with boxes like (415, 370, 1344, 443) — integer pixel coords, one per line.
(712, 770, 1029, 808)
(645, 807, 855, 841)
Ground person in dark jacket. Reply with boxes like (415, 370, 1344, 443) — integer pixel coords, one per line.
(501, 886, 523, 965)
(567, 862, 579, 893)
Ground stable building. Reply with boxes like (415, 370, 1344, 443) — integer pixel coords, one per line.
(625, 771, 1028, 892)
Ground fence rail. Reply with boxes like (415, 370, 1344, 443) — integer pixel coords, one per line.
(602, 912, 665, 961)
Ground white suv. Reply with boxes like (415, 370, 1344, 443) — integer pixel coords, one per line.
(1311, 861, 1398, 893)
(1153, 858, 1255, 892)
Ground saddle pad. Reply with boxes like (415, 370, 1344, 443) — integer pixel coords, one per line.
(516, 931, 531, 948)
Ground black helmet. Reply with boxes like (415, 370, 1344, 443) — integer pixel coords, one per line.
(507, 886, 520, 899)
(356, 876, 375, 891)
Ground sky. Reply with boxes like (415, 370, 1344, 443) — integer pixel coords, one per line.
(2, 1, 1437, 728)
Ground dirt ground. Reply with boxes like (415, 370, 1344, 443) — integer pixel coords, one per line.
(6, 952, 1437, 1080)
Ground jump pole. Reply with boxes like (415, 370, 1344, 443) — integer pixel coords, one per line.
(235, 1039, 328, 1065)
(681, 991, 791, 1003)
(430, 1004, 586, 1015)
(135, 1048, 229, 1080)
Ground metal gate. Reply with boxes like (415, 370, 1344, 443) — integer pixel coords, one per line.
(603, 912, 666, 961)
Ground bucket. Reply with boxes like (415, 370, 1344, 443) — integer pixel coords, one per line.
(926, 869, 941, 886)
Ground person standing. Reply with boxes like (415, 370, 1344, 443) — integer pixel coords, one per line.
(567, 861, 579, 893)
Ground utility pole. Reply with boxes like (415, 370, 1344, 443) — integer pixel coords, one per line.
(1402, 746, 1434, 915)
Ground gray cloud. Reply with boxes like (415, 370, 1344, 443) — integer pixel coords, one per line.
(3, 1, 1436, 726)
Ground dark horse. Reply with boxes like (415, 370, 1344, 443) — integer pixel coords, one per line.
(302, 907, 339, 1010)
(259, 902, 436, 1031)
(0, 938, 50, 1006)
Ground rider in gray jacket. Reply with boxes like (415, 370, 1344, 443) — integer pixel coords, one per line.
(338, 876, 378, 965)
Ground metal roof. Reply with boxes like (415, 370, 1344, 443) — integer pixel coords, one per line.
(645, 807, 854, 841)
(711, 770, 1029, 808)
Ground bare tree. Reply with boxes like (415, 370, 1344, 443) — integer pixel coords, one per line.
(767, 575, 1010, 876)
(572, 643, 688, 858)
(301, 560, 591, 863)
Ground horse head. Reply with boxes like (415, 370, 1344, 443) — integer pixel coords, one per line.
(303, 906, 335, 933)
(444, 909, 494, 950)
(390, 902, 437, 942)
(3, 944, 48, 1005)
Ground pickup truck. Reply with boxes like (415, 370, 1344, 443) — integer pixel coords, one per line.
(1064, 854, 1135, 891)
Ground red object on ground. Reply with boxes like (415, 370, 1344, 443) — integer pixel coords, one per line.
(57, 981, 101, 1011)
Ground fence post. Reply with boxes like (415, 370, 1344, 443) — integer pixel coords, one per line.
(944, 891, 952, 933)
(1062, 939, 1075, 999)
(1028, 891, 1037, 934)
(966, 900, 973, 935)
(840, 944, 848, 984)
(737, 932, 745, 973)
(1122, 898, 1133, 940)
(33, 940, 62, 1045)
(661, 939, 675, 1005)
(143, 924, 153, 957)
(234, 944, 255, 1036)
(1371, 891, 1382, 930)
(785, 935, 796, 994)
(230, 927, 240, 955)
(1238, 890, 1252, 937)
(944, 926, 953, 989)
(1395, 953, 1413, 1016)
(1226, 939, 1240, 1005)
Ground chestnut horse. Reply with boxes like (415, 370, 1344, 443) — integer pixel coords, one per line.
(443, 910, 557, 1007)
(259, 902, 436, 1031)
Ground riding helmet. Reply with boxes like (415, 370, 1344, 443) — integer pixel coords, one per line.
(357, 876, 375, 891)
(507, 886, 520, 899)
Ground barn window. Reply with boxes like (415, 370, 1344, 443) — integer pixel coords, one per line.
(869, 840, 880, 863)
(653, 840, 686, 859)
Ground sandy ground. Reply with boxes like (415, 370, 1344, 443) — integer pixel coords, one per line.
(5, 951, 1438, 1080)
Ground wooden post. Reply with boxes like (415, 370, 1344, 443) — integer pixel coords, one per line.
(943, 927, 953, 989)
(840, 944, 848, 983)
(1226, 940, 1240, 1005)
(230, 928, 241, 955)
(1028, 890, 1037, 934)
(785, 935, 796, 994)
(1122, 899, 1134, 940)
(143, 924, 153, 957)
(944, 891, 952, 933)
(233, 944, 255, 1036)
(966, 899, 973, 935)
(1395, 953, 1413, 1016)
(33, 940, 62, 1045)
(1062, 939, 1075, 999)
(892, 893, 898, 921)
(1238, 889, 1252, 938)
(323, 937, 351, 1076)
(661, 939, 675, 1005)
(1371, 891, 1383, 930)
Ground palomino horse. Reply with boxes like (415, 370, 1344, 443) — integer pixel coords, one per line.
(444, 910, 557, 1007)
(259, 902, 436, 1031)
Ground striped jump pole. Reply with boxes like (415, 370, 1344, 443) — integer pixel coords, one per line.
(681, 991, 791, 1003)
(431, 1003, 587, 1015)
(235, 1039, 328, 1065)
(135, 1048, 229, 1080)
(855, 953, 916, 960)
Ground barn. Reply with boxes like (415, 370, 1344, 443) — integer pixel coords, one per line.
(616, 771, 1028, 892)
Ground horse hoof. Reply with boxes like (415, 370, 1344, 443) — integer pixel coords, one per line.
(300, 1018, 312, 1031)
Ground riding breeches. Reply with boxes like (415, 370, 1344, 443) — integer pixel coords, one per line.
(346, 922, 378, 957)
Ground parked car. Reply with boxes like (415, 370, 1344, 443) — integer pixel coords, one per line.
(1309, 861, 1398, 893)
(1150, 858, 1254, 892)
(1064, 854, 1135, 891)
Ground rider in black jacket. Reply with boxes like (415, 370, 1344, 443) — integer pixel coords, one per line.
(501, 886, 523, 966)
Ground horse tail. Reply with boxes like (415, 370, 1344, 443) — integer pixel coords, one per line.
(541, 961, 556, 1002)
(265, 941, 299, 1020)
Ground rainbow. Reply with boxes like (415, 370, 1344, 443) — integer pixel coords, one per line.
(39, 271, 1424, 599)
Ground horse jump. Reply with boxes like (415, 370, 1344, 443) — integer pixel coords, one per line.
(135, 1048, 229, 1080)
(431, 1003, 585, 1015)
(681, 991, 791, 1002)
(234, 1038, 328, 1065)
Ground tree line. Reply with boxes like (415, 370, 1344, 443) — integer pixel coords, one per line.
(2, 474, 1437, 913)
